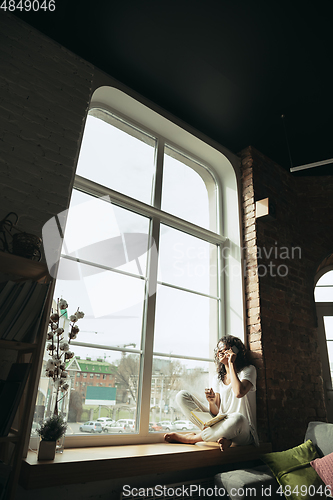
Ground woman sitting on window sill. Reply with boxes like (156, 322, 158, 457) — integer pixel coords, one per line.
(164, 335, 259, 451)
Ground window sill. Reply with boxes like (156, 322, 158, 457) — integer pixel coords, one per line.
(20, 442, 272, 490)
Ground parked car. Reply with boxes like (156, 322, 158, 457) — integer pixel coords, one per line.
(157, 421, 173, 431)
(116, 419, 136, 432)
(30, 421, 39, 434)
(149, 422, 163, 432)
(103, 421, 126, 433)
(172, 420, 196, 431)
(79, 421, 103, 433)
(96, 417, 114, 425)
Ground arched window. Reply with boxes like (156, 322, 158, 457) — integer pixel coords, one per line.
(315, 268, 333, 421)
(34, 86, 243, 447)
(315, 270, 333, 302)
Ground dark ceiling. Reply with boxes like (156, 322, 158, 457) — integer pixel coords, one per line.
(14, 0, 333, 176)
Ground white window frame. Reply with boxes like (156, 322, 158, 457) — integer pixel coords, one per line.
(55, 86, 244, 448)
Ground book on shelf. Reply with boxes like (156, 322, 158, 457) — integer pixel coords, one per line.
(0, 281, 16, 311)
(0, 282, 23, 326)
(18, 283, 50, 343)
(0, 281, 37, 339)
(0, 280, 49, 342)
(7, 282, 49, 342)
(0, 363, 31, 437)
(190, 410, 227, 428)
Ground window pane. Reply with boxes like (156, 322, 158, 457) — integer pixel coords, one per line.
(33, 347, 141, 436)
(327, 342, 333, 382)
(324, 317, 333, 383)
(153, 285, 218, 359)
(315, 286, 333, 302)
(315, 271, 333, 302)
(76, 112, 156, 205)
(325, 317, 333, 340)
(54, 260, 145, 348)
(161, 146, 216, 230)
(317, 271, 333, 286)
(149, 357, 214, 432)
(61, 190, 151, 278)
(158, 224, 218, 296)
(34, 102, 223, 446)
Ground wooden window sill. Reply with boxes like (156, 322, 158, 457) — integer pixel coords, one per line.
(20, 442, 272, 490)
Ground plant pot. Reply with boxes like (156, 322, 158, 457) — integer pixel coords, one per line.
(56, 435, 65, 454)
(12, 232, 42, 261)
(37, 440, 56, 461)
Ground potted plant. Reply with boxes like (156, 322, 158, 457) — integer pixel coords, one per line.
(45, 298, 84, 416)
(37, 414, 67, 461)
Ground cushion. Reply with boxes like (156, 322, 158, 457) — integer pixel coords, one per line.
(214, 464, 279, 500)
(311, 452, 333, 490)
(261, 439, 324, 500)
(305, 421, 333, 457)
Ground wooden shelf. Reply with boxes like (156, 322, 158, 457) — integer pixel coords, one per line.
(0, 251, 49, 281)
(0, 433, 19, 444)
(0, 339, 37, 351)
(0, 251, 54, 500)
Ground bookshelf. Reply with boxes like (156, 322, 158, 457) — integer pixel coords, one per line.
(0, 251, 53, 500)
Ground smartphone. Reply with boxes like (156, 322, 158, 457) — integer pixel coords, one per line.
(231, 345, 239, 354)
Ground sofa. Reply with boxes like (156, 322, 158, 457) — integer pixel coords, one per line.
(214, 421, 333, 500)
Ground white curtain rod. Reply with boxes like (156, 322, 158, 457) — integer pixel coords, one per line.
(290, 158, 333, 172)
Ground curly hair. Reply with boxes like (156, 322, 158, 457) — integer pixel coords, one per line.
(215, 335, 252, 383)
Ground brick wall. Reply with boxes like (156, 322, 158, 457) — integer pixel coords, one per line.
(0, 13, 93, 240)
(240, 149, 269, 444)
(240, 146, 333, 450)
(0, 13, 93, 378)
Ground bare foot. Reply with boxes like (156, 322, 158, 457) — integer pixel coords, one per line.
(217, 437, 232, 451)
(164, 432, 201, 444)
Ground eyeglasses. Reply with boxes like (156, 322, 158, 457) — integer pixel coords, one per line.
(214, 345, 228, 355)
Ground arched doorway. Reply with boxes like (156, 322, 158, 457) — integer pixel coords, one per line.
(314, 260, 333, 422)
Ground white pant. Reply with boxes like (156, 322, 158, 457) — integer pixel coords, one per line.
(176, 390, 253, 446)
